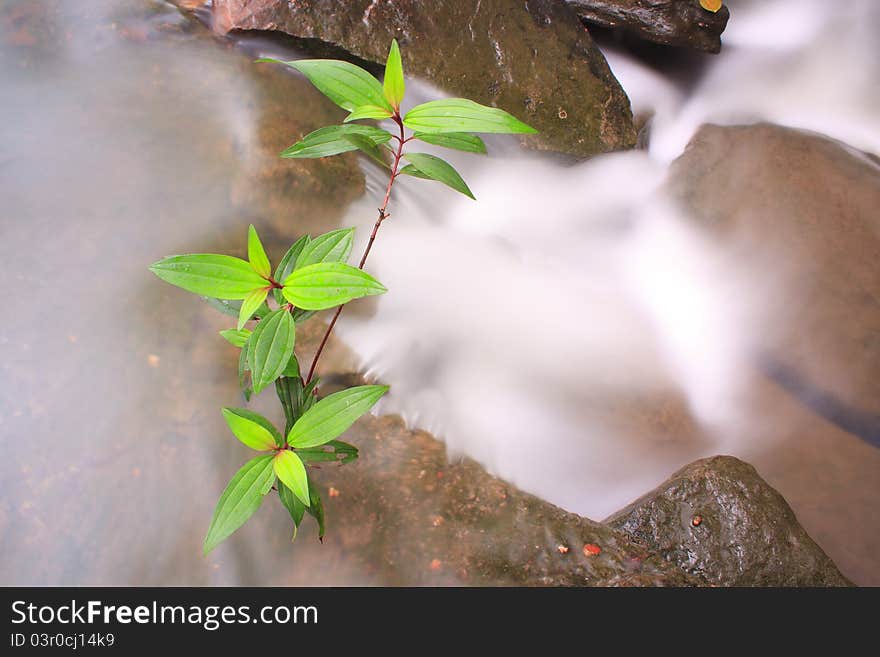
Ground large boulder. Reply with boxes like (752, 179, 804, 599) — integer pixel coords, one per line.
(668, 124, 880, 444)
(210, 0, 637, 157)
(606, 456, 851, 586)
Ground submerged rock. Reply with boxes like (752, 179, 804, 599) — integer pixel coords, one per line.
(210, 0, 637, 157)
(606, 456, 851, 586)
(669, 124, 880, 446)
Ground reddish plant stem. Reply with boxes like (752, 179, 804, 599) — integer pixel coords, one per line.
(304, 115, 407, 386)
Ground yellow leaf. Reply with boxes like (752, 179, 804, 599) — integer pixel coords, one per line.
(700, 0, 723, 12)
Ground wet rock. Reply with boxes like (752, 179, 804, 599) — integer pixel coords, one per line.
(668, 124, 880, 445)
(606, 456, 852, 586)
(209, 0, 637, 157)
(568, 0, 730, 53)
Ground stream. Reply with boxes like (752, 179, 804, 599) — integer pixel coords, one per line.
(0, 0, 877, 585)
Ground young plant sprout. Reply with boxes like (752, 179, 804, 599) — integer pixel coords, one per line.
(149, 39, 536, 554)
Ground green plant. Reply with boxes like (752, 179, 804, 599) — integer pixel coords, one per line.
(149, 39, 536, 554)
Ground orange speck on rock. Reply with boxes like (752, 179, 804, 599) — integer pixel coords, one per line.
(328, 487, 340, 498)
(557, 545, 569, 554)
(692, 515, 703, 527)
(432, 516, 444, 527)
(429, 559, 442, 571)
(583, 543, 602, 557)
(147, 354, 160, 367)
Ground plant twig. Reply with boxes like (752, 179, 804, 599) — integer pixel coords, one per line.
(304, 115, 407, 386)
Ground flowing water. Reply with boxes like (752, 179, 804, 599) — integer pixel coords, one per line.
(1, 0, 877, 585)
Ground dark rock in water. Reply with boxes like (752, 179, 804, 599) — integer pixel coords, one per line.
(568, 0, 730, 53)
(668, 124, 880, 443)
(606, 456, 852, 586)
(210, 0, 637, 157)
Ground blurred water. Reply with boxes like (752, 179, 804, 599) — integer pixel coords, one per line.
(1, 0, 877, 586)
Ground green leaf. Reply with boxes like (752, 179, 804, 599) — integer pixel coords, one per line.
(296, 228, 354, 269)
(342, 133, 388, 167)
(297, 439, 359, 465)
(281, 125, 393, 159)
(237, 287, 269, 330)
(204, 297, 270, 320)
(203, 454, 275, 554)
(223, 407, 284, 447)
(344, 105, 393, 122)
(287, 385, 388, 449)
(291, 308, 317, 324)
(414, 132, 487, 154)
(306, 480, 326, 540)
(221, 407, 279, 451)
(282, 352, 301, 378)
(278, 481, 306, 540)
(273, 450, 310, 507)
(238, 344, 252, 401)
(275, 235, 310, 282)
(282, 262, 387, 311)
(219, 328, 251, 348)
(247, 224, 271, 278)
(150, 254, 268, 300)
(401, 152, 475, 199)
(257, 58, 391, 112)
(403, 98, 537, 134)
(383, 39, 405, 108)
(246, 309, 296, 395)
(274, 236, 310, 306)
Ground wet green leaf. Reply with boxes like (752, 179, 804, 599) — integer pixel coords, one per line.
(344, 105, 394, 122)
(287, 385, 388, 449)
(403, 98, 537, 135)
(281, 124, 393, 159)
(203, 454, 275, 554)
(296, 228, 354, 269)
(257, 58, 391, 112)
(223, 408, 278, 452)
(282, 262, 387, 311)
(219, 328, 251, 348)
(237, 287, 269, 330)
(413, 132, 486, 154)
(150, 254, 267, 299)
(247, 224, 271, 278)
(273, 450, 310, 507)
(383, 39, 405, 108)
(401, 152, 475, 199)
(246, 309, 296, 395)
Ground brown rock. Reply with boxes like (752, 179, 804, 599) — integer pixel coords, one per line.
(668, 124, 880, 438)
(606, 456, 852, 586)
(210, 0, 637, 157)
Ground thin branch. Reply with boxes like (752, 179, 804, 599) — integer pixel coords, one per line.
(304, 115, 407, 386)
